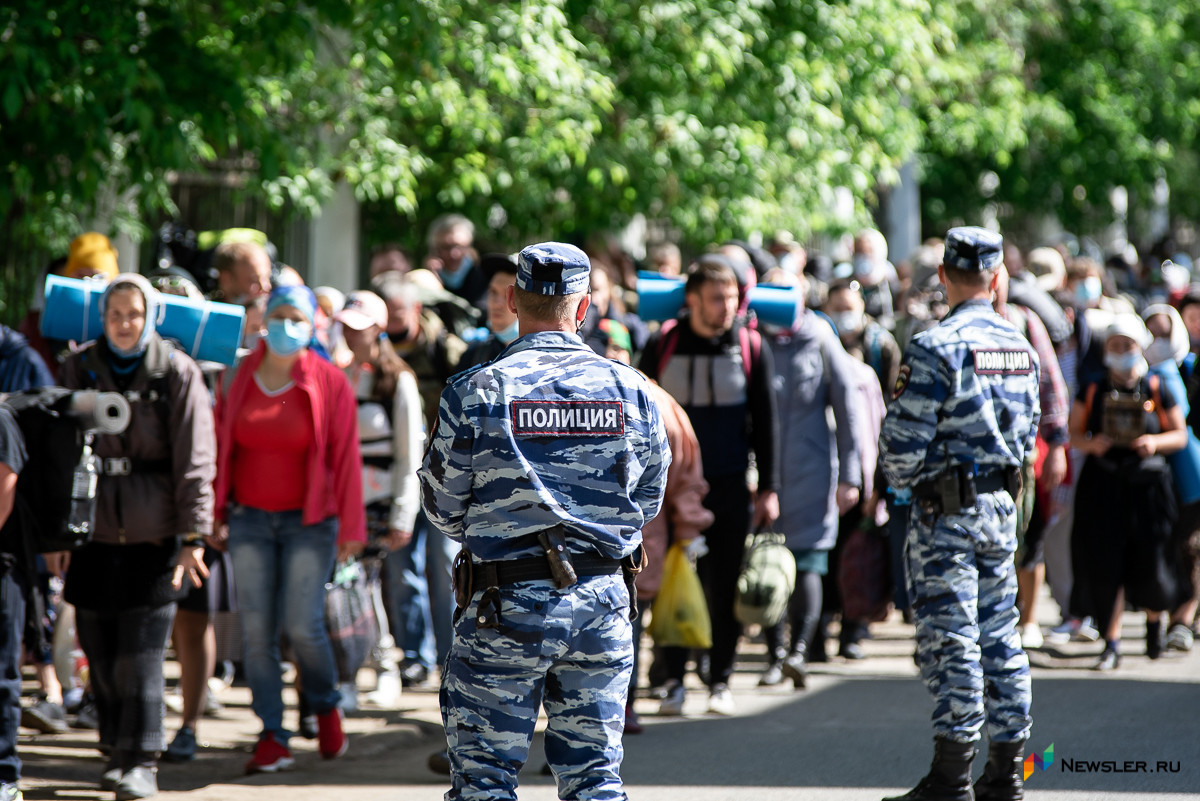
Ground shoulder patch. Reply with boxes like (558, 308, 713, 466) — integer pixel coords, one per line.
(972, 349, 1034, 375)
(510, 400, 624, 436)
(893, 364, 911, 400)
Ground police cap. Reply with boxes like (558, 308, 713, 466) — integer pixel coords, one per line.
(944, 227, 1004, 272)
(516, 242, 591, 296)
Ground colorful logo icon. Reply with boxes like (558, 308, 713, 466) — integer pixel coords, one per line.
(1024, 743, 1055, 780)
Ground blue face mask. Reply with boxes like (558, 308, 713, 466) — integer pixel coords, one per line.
(494, 318, 520, 344)
(440, 254, 475, 290)
(1075, 276, 1102, 305)
(266, 319, 312, 357)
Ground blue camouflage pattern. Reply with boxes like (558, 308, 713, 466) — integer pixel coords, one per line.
(442, 575, 632, 801)
(419, 328, 670, 801)
(419, 331, 671, 562)
(879, 298, 1039, 744)
(879, 299, 1040, 489)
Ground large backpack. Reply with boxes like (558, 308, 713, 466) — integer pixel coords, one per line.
(734, 530, 797, 628)
(2, 388, 90, 553)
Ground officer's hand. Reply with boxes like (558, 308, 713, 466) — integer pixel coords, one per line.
(43, 551, 70, 578)
(1042, 445, 1067, 492)
(338, 540, 366, 562)
(1089, 433, 1113, 456)
(836, 483, 861, 515)
(752, 490, 780, 529)
(1131, 435, 1157, 459)
(382, 529, 413, 551)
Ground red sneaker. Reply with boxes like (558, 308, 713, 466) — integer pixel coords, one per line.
(317, 708, 348, 759)
(245, 732, 294, 774)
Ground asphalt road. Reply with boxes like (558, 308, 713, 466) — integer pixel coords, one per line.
(15, 592, 1199, 801)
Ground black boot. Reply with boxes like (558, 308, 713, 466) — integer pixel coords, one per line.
(882, 737, 976, 801)
(974, 739, 1025, 801)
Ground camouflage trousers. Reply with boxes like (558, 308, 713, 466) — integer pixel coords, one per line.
(905, 492, 1032, 744)
(441, 574, 633, 801)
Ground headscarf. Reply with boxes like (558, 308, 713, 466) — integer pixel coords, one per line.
(266, 285, 318, 325)
(98, 274, 161, 358)
(265, 285, 330, 361)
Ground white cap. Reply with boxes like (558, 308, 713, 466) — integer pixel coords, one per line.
(1105, 312, 1151, 349)
(335, 290, 388, 331)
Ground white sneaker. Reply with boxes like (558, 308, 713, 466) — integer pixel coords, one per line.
(336, 682, 359, 712)
(707, 684, 735, 716)
(1043, 619, 1077, 645)
(1075, 617, 1100, 642)
(1019, 623, 1044, 650)
(365, 671, 403, 709)
(657, 680, 685, 716)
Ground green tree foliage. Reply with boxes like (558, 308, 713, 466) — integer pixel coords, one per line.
(920, 0, 1200, 241)
(6, 0, 1194, 264)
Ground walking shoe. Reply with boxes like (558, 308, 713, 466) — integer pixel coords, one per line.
(1166, 623, 1195, 652)
(336, 681, 359, 712)
(1074, 617, 1100, 642)
(101, 760, 122, 791)
(399, 661, 429, 687)
(1093, 646, 1121, 672)
(113, 766, 158, 800)
(244, 733, 294, 774)
(707, 684, 735, 716)
(839, 641, 865, 661)
(623, 703, 644, 735)
(0, 782, 20, 801)
(1018, 623, 1043, 650)
(71, 698, 98, 730)
(657, 679, 685, 716)
(317, 708, 348, 759)
(757, 661, 785, 687)
(20, 697, 68, 734)
(781, 650, 808, 690)
(163, 727, 197, 763)
(365, 670, 403, 709)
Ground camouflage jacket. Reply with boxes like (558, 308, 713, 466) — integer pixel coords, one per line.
(880, 299, 1041, 489)
(418, 331, 671, 562)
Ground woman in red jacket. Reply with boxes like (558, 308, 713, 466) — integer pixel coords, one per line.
(214, 285, 365, 774)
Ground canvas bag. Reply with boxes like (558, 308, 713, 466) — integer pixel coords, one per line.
(734, 530, 796, 627)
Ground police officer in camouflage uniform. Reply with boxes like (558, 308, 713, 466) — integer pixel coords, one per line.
(879, 228, 1040, 801)
(418, 242, 671, 801)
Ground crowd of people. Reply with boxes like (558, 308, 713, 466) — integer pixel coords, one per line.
(0, 214, 1198, 799)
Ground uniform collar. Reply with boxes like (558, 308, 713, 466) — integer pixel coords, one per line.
(948, 298, 994, 317)
(501, 330, 590, 357)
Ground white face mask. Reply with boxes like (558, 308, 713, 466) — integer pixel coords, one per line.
(1104, 350, 1148, 380)
(830, 310, 864, 336)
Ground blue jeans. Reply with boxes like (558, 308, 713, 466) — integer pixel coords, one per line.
(228, 507, 340, 743)
(383, 510, 458, 669)
(0, 565, 25, 784)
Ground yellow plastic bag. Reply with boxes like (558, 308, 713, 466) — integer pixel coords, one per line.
(646, 542, 712, 649)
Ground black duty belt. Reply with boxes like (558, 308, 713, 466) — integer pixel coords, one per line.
(914, 467, 1016, 499)
(475, 553, 622, 587)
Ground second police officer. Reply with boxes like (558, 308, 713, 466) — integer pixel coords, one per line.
(418, 242, 671, 801)
(879, 228, 1041, 801)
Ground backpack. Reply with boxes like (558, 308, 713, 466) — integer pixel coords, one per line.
(734, 530, 796, 628)
(2, 388, 90, 553)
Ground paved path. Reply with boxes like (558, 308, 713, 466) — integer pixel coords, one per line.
(15, 593, 1199, 800)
